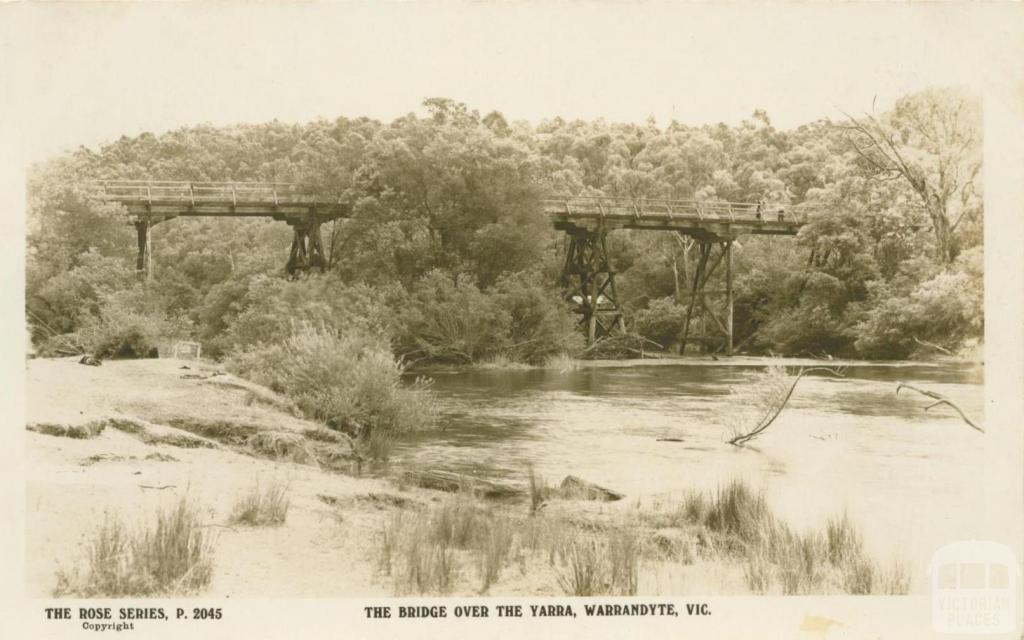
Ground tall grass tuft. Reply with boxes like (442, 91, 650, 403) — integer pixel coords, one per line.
(528, 466, 549, 515)
(555, 526, 642, 596)
(477, 518, 515, 593)
(826, 513, 863, 565)
(825, 513, 883, 594)
(769, 526, 826, 594)
(841, 555, 876, 595)
(429, 493, 484, 548)
(703, 480, 772, 546)
(881, 557, 912, 595)
(744, 549, 773, 593)
(230, 479, 290, 526)
(607, 527, 641, 595)
(55, 496, 216, 597)
(381, 508, 461, 595)
(556, 534, 605, 596)
(683, 480, 908, 595)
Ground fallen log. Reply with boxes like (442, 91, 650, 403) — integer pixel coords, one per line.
(896, 383, 983, 433)
(559, 475, 624, 501)
(401, 469, 525, 499)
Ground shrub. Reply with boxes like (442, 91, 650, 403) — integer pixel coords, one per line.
(215, 275, 397, 357)
(757, 301, 854, 357)
(73, 302, 170, 359)
(67, 285, 191, 359)
(491, 272, 583, 364)
(632, 297, 687, 350)
(395, 270, 511, 364)
(853, 250, 984, 358)
(55, 496, 216, 597)
(27, 250, 136, 349)
(227, 323, 435, 460)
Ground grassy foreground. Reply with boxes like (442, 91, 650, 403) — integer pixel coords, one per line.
(27, 357, 908, 598)
(372, 479, 909, 597)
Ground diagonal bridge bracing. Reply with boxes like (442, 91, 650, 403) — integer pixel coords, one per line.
(542, 195, 815, 353)
(561, 227, 624, 343)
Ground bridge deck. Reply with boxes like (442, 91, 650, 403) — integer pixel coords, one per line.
(97, 180, 351, 223)
(97, 181, 815, 239)
(541, 195, 813, 240)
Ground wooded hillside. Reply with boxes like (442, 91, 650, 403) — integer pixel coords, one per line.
(26, 88, 983, 364)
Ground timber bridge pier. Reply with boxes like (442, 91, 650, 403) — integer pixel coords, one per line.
(97, 180, 817, 354)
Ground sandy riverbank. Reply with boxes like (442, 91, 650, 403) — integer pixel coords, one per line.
(25, 356, 906, 598)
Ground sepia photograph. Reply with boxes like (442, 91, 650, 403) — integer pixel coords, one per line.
(2, 2, 1022, 638)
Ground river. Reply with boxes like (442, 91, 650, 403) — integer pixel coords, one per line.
(393, 357, 1009, 592)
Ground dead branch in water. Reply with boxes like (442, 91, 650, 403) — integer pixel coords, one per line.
(578, 333, 667, 359)
(912, 336, 953, 356)
(728, 367, 846, 446)
(896, 383, 983, 433)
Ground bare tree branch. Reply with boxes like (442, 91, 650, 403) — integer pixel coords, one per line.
(896, 383, 983, 433)
(728, 367, 846, 446)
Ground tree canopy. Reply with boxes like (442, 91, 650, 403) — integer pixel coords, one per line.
(26, 88, 983, 362)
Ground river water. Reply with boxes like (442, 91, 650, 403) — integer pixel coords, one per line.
(393, 358, 1008, 591)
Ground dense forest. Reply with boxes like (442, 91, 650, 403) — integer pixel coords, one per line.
(27, 88, 983, 370)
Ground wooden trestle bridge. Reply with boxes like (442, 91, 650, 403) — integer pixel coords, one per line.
(97, 180, 817, 355)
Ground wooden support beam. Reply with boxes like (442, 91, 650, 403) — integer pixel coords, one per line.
(284, 219, 330, 277)
(286, 225, 309, 277)
(134, 220, 152, 281)
(587, 270, 598, 345)
(725, 240, 734, 355)
(680, 241, 710, 353)
(679, 239, 736, 355)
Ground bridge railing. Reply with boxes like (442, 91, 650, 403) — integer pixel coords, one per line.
(94, 182, 820, 222)
(541, 195, 820, 224)
(96, 180, 331, 206)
